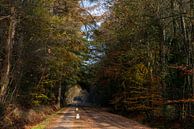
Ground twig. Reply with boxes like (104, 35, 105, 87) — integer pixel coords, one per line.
(0, 15, 10, 21)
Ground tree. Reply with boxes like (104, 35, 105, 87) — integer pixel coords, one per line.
(93, 0, 194, 121)
(0, 0, 88, 108)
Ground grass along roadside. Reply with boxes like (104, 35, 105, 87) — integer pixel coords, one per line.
(32, 108, 65, 129)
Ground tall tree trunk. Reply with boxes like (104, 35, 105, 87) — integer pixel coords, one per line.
(57, 73, 62, 108)
(190, 0, 194, 118)
(179, 0, 191, 119)
(171, 0, 176, 37)
(0, 7, 16, 102)
(58, 82, 62, 108)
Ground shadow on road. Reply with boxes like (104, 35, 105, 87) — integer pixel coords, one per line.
(47, 107, 150, 129)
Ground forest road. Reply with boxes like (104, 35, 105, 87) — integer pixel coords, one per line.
(46, 107, 151, 129)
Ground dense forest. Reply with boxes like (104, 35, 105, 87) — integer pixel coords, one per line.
(0, 0, 194, 129)
(0, 0, 89, 128)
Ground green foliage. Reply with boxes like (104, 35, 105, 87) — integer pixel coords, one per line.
(163, 105, 176, 120)
(32, 94, 49, 106)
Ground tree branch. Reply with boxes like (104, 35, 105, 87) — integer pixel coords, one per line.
(0, 15, 10, 21)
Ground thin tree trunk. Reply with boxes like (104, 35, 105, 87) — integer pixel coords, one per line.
(10, 36, 24, 103)
(58, 82, 62, 108)
(0, 7, 16, 102)
(179, 0, 190, 119)
(190, 0, 194, 118)
(171, 0, 176, 37)
(58, 72, 62, 108)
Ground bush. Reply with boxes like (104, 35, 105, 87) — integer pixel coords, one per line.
(163, 105, 176, 120)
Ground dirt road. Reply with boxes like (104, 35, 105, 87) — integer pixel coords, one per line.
(46, 107, 151, 129)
